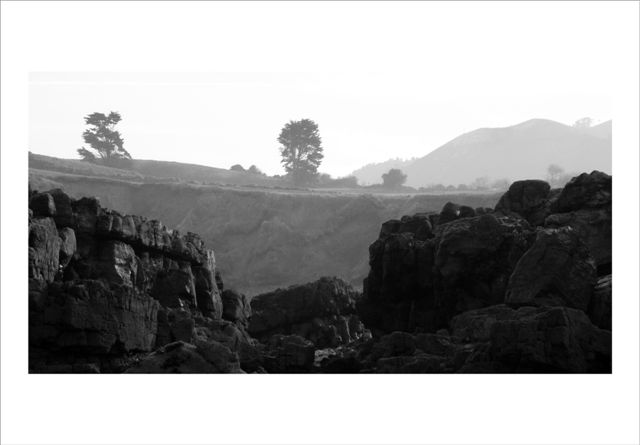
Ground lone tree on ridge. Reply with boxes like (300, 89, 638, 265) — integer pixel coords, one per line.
(277, 118, 324, 185)
(77, 111, 131, 166)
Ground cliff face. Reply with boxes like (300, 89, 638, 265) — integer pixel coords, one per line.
(350, 171, 611, 372)
(29, 188, 363, 373)
(28, 188, 230, 372)
(28, 171, 612, 374)
(28, 171, 499, 295)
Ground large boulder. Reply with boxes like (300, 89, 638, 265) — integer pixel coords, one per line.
(48, 189, 74, 228)
(262, 334, 315, 373)
(438, 202, 461, 225)
(451, 304, 611, 372)
(155, 307, 196, 346)
(125, 340, 242, 373)
(432, 214, 534, 325)
(551, 171, 612, 213)
(359, 212, 535, 334)
(29, 192, 56, 217)
(488, 306, 611, 372)
(359, 232, 436, 333)
(72, 196, 102, 235)
(249, 277, 364, 347)
(29, 217, 62, 284)
(545, 208, 611, 273)
(494, 179, 551, 226)
(30, 280, 160, 355)
(397, 213, 434, 240)
(221, 289, 251, 326)
(545, 171, 611, 274)
(505, 227, 597, 311)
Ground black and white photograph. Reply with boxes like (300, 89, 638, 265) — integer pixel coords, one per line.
(1, 1, 639, 444)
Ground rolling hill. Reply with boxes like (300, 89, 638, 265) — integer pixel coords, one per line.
(351, 119, 612, 187)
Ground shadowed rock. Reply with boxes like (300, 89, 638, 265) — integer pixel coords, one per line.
(552, 171, 611, 213)
(221, 289, 251, 327)
(451, 304, 611, 372)
(28, 188, 224, 372)
(494, 179, 551, 226)
(30, 192, 56, 217)
(125, 340, 242, 373)
(262, 334, 315, 373)
(588, 274, 611, 330)
(29, 217, 61, 284)
(249, 277, 365, 347)
(30, 280, 160, 355)
(505, 227, 597, 311)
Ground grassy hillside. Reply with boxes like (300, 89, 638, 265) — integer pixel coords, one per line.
(29, 156, 500, 295)
(128, 159, 288, 187)
(351, 119, 612, 188)
(29, 153, 290, 188)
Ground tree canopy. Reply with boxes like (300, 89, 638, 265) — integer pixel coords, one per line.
(277, 119, 324, 185)
(381, 168, 407, 188)
(77, 112, 131, 166)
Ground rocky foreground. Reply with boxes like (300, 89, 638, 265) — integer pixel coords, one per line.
(29, 171, 611, 373)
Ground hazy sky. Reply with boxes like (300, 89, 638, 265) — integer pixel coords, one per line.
(28, 3, 614, 177)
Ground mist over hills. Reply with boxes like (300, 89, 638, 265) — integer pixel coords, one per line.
(351, 119, 612, 187)
(350, 158, 417, 186)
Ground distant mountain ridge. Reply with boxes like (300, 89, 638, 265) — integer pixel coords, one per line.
(351, 119, 612, 187)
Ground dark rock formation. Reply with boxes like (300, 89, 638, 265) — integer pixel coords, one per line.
(546, 171, 612, 273)
(354, 172, 611, 373)
(221, 289, 251, 327)
(438, 202, 461, 225)
(262, 334, 316, 373)
(505, 227, 597, 311)
(360, 212, 534, 334)
(30, 280, 160, 355)
(432, 214, 533, 321)
(29, 188, 227, 373)
(588, 274, 612, 330)
(125, 341, 243, 373)
(494, 179, 552, 226)
(29, 216, 61, 284)
(452, 305, 611, 372)
(30, 192, 56, 217)
(551, 171, 612, 213)
(28, 170, 612, 374)
(249, 277, 367, 348)
(325, 304, 611, 373)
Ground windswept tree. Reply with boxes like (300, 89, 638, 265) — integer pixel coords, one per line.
(277, 119, 324, 185)
(77, 112, 131, 166)
(381, 168, 407, 189)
